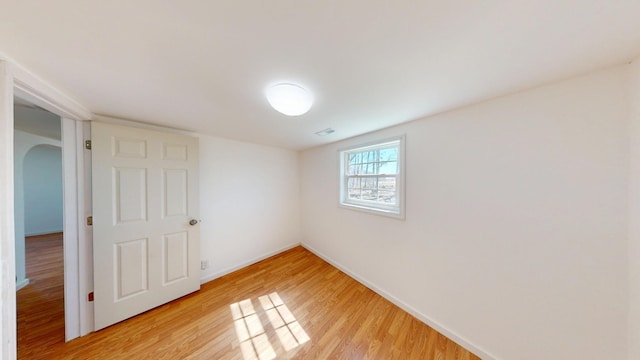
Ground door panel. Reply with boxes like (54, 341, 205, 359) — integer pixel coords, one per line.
(115, 167, 147, 223)
(163, 231, 188, 284)
(92, 122, 199, 331)
(116, 238, 148, 299)
(163, 169, 187, 217)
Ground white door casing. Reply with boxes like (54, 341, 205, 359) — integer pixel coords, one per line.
(92, 122, 200, 330)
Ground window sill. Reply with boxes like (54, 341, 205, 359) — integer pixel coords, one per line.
(338, 202, 405, 220)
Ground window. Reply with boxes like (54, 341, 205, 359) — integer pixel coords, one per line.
(339, 136, 405, 218)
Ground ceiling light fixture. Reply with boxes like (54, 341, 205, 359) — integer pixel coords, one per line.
(265, 83, 313, 116)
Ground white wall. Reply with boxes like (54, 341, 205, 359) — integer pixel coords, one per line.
(13, 130, 61, 289)
(301, 65, 630, 360)
(23, 145, 63, 236)
(14, 105, 61, 140)
(197, 134, 301, 282)
(628, 55, 640, 360)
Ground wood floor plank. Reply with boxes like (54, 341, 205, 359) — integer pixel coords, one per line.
(18, 234, 480, 359)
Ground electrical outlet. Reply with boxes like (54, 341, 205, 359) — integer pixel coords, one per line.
(200, 260, 209, 270)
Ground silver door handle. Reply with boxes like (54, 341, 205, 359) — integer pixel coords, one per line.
(189, 219, 199, 226)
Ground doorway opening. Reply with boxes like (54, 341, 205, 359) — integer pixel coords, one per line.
(13, 97, 65, 356)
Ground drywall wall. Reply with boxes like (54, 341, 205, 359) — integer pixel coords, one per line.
(13, 130, 61, 289)
(22, 144, 63, 235)
(628, 55, 640, 360)
(14, 105, 61, 140)
(301, 65, 629, 360)
(198, 134, 301, 282)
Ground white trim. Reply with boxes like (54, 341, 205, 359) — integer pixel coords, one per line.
(94, 114, 194, 135)
(301, 242, 497, 360)
(77, 121, 93, 336)
(338, 202, 405, 219)
(199, 243, 300, 284)
(15, 279, 29, 291)
(61, 118, 80, 341)
(13, 67, 91, 343)
(0, 59, 17, 360)
(0, 53, 91, 122)
(24, 230, 64, 237)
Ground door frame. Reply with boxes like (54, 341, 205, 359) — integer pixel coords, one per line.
(0, 56, 93, 358)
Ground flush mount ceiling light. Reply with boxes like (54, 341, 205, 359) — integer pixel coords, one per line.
(265, 83, 313, 116)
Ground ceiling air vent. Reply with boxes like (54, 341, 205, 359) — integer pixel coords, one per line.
(315, 128, 335, 136)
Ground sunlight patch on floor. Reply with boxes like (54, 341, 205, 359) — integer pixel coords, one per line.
(230, 292, 310, 360)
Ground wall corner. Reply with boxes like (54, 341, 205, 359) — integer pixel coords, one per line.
(627, 54, 640, 360)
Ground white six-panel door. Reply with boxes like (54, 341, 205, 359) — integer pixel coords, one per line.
(91, 122, 200, 330)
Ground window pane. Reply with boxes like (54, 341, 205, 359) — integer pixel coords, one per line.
(348, 152, 360, 165)
(362, 178, 377, 189)
(378, 190, 396, 204)
(364, 150, 377, 163)
(347, 177, 360, 189)
(348, 188, 361, 200)
(362, 189, 377, 200)
(379, 147, 398, 161)
(378, 177, 396, 204)
(379, 161, 397, 174)
(378, 177, 396, 191)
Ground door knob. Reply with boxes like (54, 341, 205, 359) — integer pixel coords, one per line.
(189, 219, 199, 226)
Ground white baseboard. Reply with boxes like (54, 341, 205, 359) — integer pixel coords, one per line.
(301, 242, 497, 360)
(199, 242, 300, 284)
(16, 278, 29, 291)
(25, 229, 63, 237)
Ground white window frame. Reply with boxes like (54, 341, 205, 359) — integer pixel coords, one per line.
(339, 135, 405, 219)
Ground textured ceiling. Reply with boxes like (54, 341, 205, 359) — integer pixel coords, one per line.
(1, 0, 640, 149)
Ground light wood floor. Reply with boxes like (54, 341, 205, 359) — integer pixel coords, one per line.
(18, 234, 480, 359)
(17, 233, 66, 358)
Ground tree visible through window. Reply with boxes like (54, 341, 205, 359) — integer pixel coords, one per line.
(339, 136, 404, 218)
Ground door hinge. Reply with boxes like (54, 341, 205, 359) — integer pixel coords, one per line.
(87, 216, 93, 226)
(88, 292, 94, 302)
(85, 140, 92, 150)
